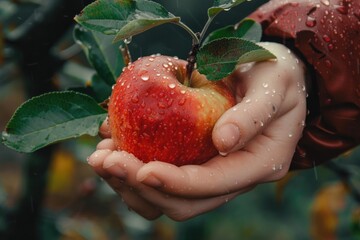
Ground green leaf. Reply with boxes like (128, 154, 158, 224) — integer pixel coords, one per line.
(197, 37, 276, 81)
(208, 0, 246, 17)
(2, 91, 107, 153)
(74, 0, 180, 42)
(203, 18, 262, 45)
(70, 74, 112, 103)
(73, 25, 123, 85)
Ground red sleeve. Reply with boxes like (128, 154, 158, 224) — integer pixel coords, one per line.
(250, 0, 360, 169)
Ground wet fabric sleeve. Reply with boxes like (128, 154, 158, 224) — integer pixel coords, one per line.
(249, 0, 360, 169)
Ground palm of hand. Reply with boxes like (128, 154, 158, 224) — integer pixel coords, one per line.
(88, 42, 307, 221)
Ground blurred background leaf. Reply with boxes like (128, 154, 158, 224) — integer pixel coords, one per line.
(0, 0, 359, 240)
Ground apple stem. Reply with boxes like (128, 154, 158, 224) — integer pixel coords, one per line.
(185, 36, 200, 86)
(119, 43, 132, 66)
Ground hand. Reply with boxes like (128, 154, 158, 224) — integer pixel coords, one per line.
(88, 42, 307, 221)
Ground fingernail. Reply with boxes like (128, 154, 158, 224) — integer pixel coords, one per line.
(141, 174, 163, 188)
(214, 123, 240, 153)
(87, 149, 111, 166)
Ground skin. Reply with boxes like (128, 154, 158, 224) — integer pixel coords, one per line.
(88, 42, 307, 221)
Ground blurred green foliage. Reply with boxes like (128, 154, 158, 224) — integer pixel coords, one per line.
(0, 0, 359, 240)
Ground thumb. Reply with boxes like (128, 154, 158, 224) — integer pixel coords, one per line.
(212, 70, 287, 154)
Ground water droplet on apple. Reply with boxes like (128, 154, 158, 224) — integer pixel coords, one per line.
(178, 98, 186, 106)
(168, 83, 176, 89)
(131, 95, 139, 103)
(262, 82, 269, 88)
(141, 75, 149, 81)
(163, 63, 169, 68)
(320, 0, 329, 6)
(158, 102, 167, 109)
(167, 99, 173, 107)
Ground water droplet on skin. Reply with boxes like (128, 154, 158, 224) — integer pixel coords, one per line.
(272, 164, 277, 171)
(328, 44, 334, 51)
(141, 75, 149, 81)
(325, 59, 332, 67)
(323, 34, 331, 42)
(262, 82, 269, 88)
(245, 98, 251, 103)
(300, 120, 306, 127)
(163, 63, 169, 68)
(288, 133, 293, 138)
(168, 83, 176, 89)
(219, 151, 228, 157)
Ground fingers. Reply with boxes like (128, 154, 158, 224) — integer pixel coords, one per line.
(136, 145, 284, 198)
(98, 150, 250, 221)
(89, 150, 163, 220)
(137, 69, 306, 199)
(96, 138, 116, 150)
(135, 189, 242, 221)
(212, 77, 286, 154)
(99, 118, 111, 139)
(213, 42, 305, 154)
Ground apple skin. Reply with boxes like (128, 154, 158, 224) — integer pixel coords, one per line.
(108, 55, 236, 166)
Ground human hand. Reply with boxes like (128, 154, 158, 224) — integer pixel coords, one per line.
(88, 42, 307, 221)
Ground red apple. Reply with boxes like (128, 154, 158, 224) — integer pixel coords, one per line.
(108, 55, 236, 166)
